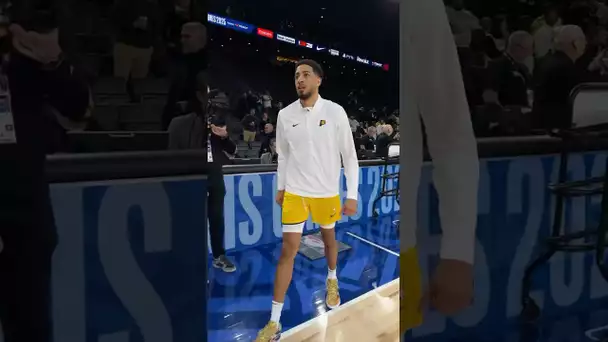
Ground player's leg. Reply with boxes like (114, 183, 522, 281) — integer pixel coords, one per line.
(311, 195, 342, 309)
(256, 193, 308, 342)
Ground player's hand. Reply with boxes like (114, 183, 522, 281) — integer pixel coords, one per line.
(421, 259, 473, 316)
(342, 199, 357, 216)
(275, 190, 285, 206)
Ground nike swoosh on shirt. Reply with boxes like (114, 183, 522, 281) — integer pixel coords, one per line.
(292, 124, 299, 127)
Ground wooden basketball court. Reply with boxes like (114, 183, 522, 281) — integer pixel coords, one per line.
(281, 279, 400, 342)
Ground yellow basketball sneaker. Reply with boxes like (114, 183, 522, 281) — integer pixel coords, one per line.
(254, 321, 281, 342)
(326, 278, 341, 309)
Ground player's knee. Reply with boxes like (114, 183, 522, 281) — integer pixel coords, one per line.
(280, 245, 299, 260)
(280, 238, 300, 259)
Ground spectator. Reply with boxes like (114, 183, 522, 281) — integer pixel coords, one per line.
(446, 0, 480, 49)
(359, 126, 377, 151)
(259, 123, 275, 157)
(162, 21, 208, 129)
(241, 108, 258, 149)
(483, 31, 534, 108)
(473, 25, 501, 61)
(246, 90, 258, 114)
(480, 17, 493, 36)
(492, 15, 511, 51)
(259, 111, 271, 131)
(470, 29, 492, 67)
(375, 124, 394, 158)
(112, 0, 161, 101)
(534, 6, 562, 59)
(533, 25, 587, 130)
(260, 138, 277, 164)
(587, 27, 608, 76)
(594, 0, 608, 25)
(348, 115, 359, 137)
(167, 72, 237, 272)
(0, 19, 90, 342)
(262, 90, 272, 112)
(163, 0, 205, 57)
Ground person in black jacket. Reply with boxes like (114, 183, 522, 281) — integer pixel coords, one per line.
(375, 124, 394, 158)
(0, 13, 90, 342)
(258, 123, 275, 157)
(162, 21, 208, 129)
(112, 0, 161, 101)
(167, 72, 237, 272)
(359, 126, 377, 151)
(533, 25, 588, 130)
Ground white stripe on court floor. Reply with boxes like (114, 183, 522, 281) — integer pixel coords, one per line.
(280, 278, 399, 340)
(585, 325, 608, 341)
(346, 232, 400, 257)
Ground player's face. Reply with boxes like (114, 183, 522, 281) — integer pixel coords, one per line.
(295, 65, 321, 100)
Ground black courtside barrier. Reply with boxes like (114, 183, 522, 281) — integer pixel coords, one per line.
(45, 150, 209, 342)
(40, 132, 608, 342)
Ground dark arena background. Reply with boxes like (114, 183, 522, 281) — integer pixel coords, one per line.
(1, 0, 608, 341)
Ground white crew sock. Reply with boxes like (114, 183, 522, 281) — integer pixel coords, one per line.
(328, 267, 337, 280)
(270, 301, 284, 323)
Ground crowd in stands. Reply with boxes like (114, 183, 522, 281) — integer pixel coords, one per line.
(7, 0, 397, 163)
(447, 0, 608, 136)
(17, 0, 608, 163)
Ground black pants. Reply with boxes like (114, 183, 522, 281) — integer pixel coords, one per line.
(0, 205, 57, 342)
(208, 166, 226, 258)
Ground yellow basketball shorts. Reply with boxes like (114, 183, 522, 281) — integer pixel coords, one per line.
(401, 246, 424, 336)
(281, 192, 342, 233)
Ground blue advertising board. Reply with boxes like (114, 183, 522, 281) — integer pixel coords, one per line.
(50, 177, 208, 342)
(44, 152, 608, 341)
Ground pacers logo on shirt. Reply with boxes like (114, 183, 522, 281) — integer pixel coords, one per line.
(319, 120, 326, 127)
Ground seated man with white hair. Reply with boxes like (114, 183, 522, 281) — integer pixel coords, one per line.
(483, 31, 534, 108)
(533, 25, 588, 129)
(375, 124, 394, 158)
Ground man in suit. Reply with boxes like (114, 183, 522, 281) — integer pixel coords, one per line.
(167, 72, 237, 272)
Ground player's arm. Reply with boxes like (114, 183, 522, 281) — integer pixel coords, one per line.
(337, 107, 360, 200)
(276, 113, 290, 191)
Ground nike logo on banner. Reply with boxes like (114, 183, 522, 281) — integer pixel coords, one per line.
(316, 46, 326, 51)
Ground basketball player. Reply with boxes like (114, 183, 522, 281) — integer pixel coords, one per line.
(255, 59, 359, 342)
(399, 0, 479, 335)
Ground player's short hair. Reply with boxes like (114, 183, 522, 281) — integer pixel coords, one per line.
(296, 59, 324, 78)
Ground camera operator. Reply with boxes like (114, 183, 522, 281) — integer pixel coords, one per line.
(167, 72, 237, 273)
(0, 9, 90, 342)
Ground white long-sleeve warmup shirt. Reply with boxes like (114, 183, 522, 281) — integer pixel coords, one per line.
(276, 96, 359, 200)
(400, 0, 480, 265)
